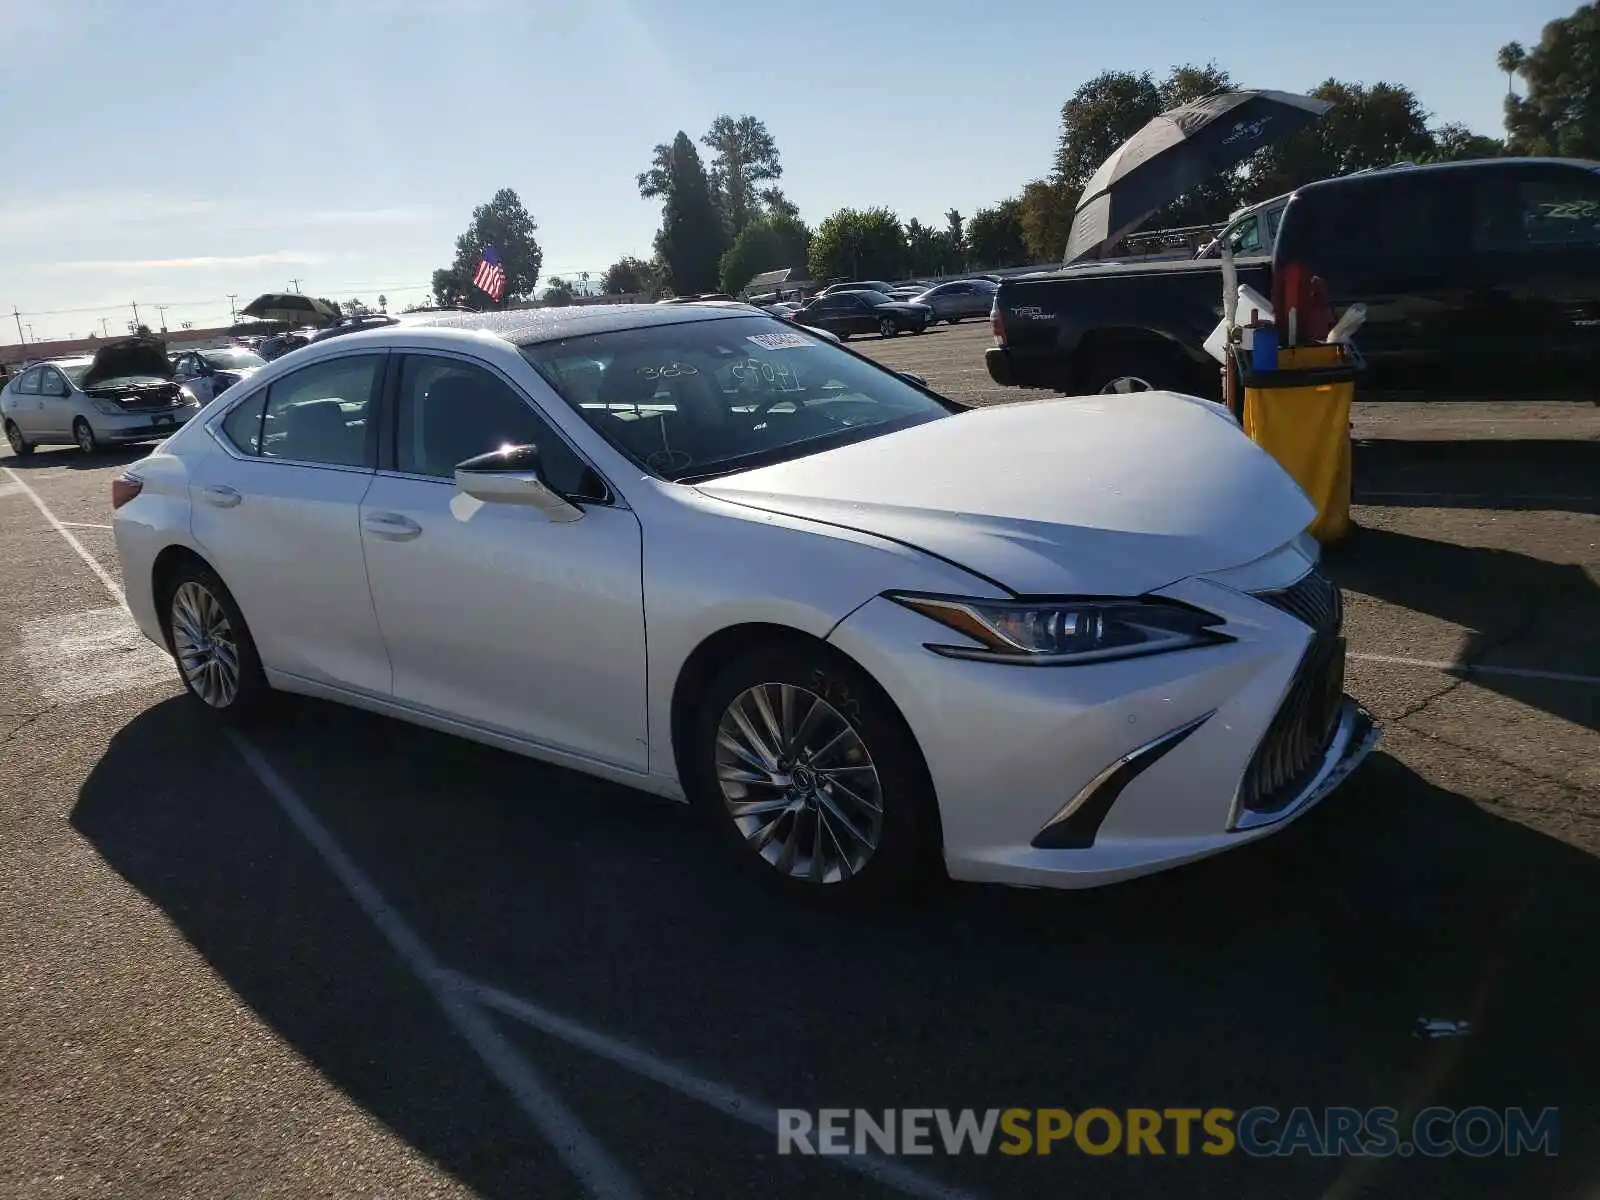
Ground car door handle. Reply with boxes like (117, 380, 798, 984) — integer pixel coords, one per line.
(363, 512, 422, 541)
(198, 485, 241, 508)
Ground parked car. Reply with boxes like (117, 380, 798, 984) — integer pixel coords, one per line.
(172, 346, 268, 405)
(307, 314, 402, 343)
(986, 157, 1600, 401)
(112, 304, 1374, 899)
(793, 290, 932, 340)
(817, 280, 897, 298)
(258, 331, 312, 362)
(911, 278, 999, 324)
(762, 302, 802, 319)
(3, 336, 200, 456)
(887, 285, 929, 300)
(1194, 193, 1291, 260)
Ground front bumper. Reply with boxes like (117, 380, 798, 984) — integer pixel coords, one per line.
(96, 408, 199, 442)
(826, 567, 1379, 889)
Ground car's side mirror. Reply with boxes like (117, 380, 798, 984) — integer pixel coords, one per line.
(453, 443, 584, 522)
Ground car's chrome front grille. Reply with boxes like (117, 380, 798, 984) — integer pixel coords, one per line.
(1239, 567, 1347, 815)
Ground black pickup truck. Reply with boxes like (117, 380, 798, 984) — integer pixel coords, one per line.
(985, 157, 1600, 402)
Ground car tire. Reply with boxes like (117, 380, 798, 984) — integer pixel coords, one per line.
(690, 643, 939, 902)
(879, 317, 899, 339)
(4, 420, 34, 457)
(160, 561, 273, 724)
(947, 317, 960, 325)
(1080, 344, 1192, 397)
(72, 418, 100, 455)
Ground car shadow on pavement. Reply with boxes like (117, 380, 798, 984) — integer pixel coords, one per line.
(1352, 439, 1600, 513)
(71, 697, 1600, 1198)
(3, 445, 151, 472)
(1324, 525, 1600, 732)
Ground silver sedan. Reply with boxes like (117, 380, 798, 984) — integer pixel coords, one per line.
(113, 306, 1376, 900)
(910, 278, 998, 324)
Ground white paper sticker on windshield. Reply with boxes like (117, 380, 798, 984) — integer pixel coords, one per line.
(746, 331, 813, 351)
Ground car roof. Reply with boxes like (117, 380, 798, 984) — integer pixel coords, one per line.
(396, 303, 755, 347)
(1296, 156, 1600, 198)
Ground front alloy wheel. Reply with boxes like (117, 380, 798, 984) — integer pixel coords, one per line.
(879, 316, 899, 338)
(716, 682, 885, 884)
(73, 418, 99, 455)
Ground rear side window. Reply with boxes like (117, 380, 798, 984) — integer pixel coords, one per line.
(260, 354, 382, 468)
(1471, 172, 1600, 252)
(220, 391, 267, 455)
(14, 368, 41, 395)
(1281, 178, 1447, 264)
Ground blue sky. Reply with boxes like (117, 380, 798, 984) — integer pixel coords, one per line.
(0, 0, 1563, 342)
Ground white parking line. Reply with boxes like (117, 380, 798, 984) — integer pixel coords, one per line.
(455, 974, 978, 1200)
(60, 521, 114, 530)
(2, 465, 127, 608)
(1348, 651, 1600, 688)
(228, 734, 642, 1200)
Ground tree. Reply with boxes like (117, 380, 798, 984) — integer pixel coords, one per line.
(377, 294, 387, 312)
(1054, 70, 1162, 190)
(759, 186, 800, 220)
(602, 255, 659, 296)
(965, 199, 1027, 268)
(1019, 178, 1078, 262)
(437, 188, 543, 308)
(944, 209, 965, 266)
(1497, 41, 1527, 98)
(1501, 6, 1600, 157)
(719, 214, 812, 295)
(315, 298, 342, 319)
(1242, 79, 1437, 202)
(543, 277, 574, 306)
(700, 115, 783, 237)
(1426, 122, 1505, 161)
(346, 297, 371, 318)
(647, 132, 727, 295)
(430, 268, 466, 308)
(808, 208, 909, 282)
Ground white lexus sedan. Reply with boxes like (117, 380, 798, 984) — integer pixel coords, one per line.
(112, 306, 1378, 898)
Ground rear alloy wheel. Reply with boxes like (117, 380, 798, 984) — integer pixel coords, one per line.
(73, 418, 99, 455)
(4, 420, 33, 457)
(947, 317, 961, 325)
(879, 317, 899, 338)
(693, 645, 937, 901)
(1099, 374, 1159, 395)
(163, 562, 272, 723)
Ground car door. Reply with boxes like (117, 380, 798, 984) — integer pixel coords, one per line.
(1458, 163, 1600, 400)
(35, 367, 76, 438)
(188, 351, 393, 695)
(358, 351, 648, 770)
(6, 367, 42, 435)
(843, 295, 878, 335)
(175, 354, 215, 405)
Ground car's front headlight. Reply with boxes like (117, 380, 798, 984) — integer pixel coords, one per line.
(888, 594, 1231, 666)
(90, 398, 124, 415)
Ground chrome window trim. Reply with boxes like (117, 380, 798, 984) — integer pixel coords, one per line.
(389, 347, 620, 507)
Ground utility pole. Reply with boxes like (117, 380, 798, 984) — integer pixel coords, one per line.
(101, 318, 110, 337)
(289, 278, 303, 294)
(227, 294, 239, 323)
(11, 307, 22, 345)
(155, 305, 170, 332)
(131, 300, 141, 330)
(26, 324, 35, 342)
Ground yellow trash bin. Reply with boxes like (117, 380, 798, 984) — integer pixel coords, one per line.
(1232, 343, 1361, 546)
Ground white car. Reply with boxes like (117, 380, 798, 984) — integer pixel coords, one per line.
(112, 306, 1377, 898)
(3, 337, 201, 456)
(171, 346, 268, 405)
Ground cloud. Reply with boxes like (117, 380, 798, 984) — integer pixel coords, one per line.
(53, 251, 331, 273)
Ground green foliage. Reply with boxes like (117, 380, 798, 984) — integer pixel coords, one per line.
(1425, 123, 1506, 161)
(808, 208, 909, 282)
(1501, 5, 1600, 157)
(965, 199, 1028, 268)
(904, 218, 962, 276)
(649, 132, 728, 295)
(439, 188, 543, 308)
(543, 277, 574, 306)
(719, 214, 812, 295)
(701, 115, 784, 236)
(602, 256, 659, 296)
(1019, 179, 1079, 262)
(1242, 80, 1436, 202)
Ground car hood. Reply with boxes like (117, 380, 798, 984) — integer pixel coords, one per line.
(695, 392, 1316, 595)
(82, 335, 173, 387)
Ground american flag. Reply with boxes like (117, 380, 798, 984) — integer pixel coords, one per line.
(472, 246, 507, 302)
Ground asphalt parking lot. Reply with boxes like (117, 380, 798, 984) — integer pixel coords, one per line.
(2, 321, 1597, 1199)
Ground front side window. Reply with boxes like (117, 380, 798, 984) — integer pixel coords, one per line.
(1472, 172, 1600, 252)
(1228, 216, 1262, 255)
(522, 315, 957, 482)
(259, 353, 382, 467)
(393, 355, 604, 499)
(38, 369, 68, 396)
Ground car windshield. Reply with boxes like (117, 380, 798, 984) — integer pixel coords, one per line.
(521, 315, 957, 483)
(59, 362, 94, 384)
(200, 348, 266, 370)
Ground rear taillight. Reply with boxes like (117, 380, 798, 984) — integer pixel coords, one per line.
(990, 298, 1004, 344)
(111, 473, 143, 510)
